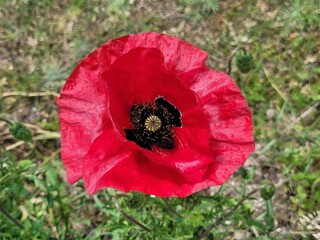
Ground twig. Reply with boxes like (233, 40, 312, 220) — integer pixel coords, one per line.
(262, 66, 289, 104)
(33, 132, 60, 140)
(288, 102, 319, 128)
(227, 47, 246, 75)
(5, 141, 24, 151)
(48, 208, 60, 239)
(0, 206, 23, 229)
(198, 188, 259, 239)
(278, 230, 320, 235)
(114, 194, 151, 232)
(23, 123, 57, 135)
(5, 132, 60, 151)
(0, 116, 12, 125)
(0, 91, 60, 98)
(162, 198, 182, 218)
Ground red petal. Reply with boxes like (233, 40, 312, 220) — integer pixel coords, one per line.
(136, 106, 213, 183)
(159, 71, 198, 112)
(99, 32, 208, 74)
(58, 50, 110, 184)
(208, 141, 255, 183)
(102, 47, 163, 133)
(83, 129, 216, 197)
(181, 68, 255, 183)
(127, 32, 208, 74)
(82, 129, 133, 194)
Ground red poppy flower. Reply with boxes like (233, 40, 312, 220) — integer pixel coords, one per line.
(57, 32, 255, 197)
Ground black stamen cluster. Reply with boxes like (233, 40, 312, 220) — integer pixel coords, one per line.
(124, 97, 182, 150)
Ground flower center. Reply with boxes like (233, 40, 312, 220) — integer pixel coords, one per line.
(124, 97, 182, 150)
(145, 115, 161, 132)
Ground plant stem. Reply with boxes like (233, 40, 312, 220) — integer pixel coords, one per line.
(5, 132, 60, 151)
(114, 194, 151, 232)
(227, 47, 246, 75)
(162, 198, 182, 218)
(0, 91, 60, 98)
(264, 199, 275, 232)
(198, 188, 259, 239)
(0, 206, 23, 229)
(0, 116, 13, 125)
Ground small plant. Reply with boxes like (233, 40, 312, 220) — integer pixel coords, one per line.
(41, 61, 68, 89)
(279, 0, 320, 32)
(9, 122, 33, 142)
(0, 117, 32, 142)
(178, 0, 219, 20)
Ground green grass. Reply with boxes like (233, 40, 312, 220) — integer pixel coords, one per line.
(1, 0, 319, 239)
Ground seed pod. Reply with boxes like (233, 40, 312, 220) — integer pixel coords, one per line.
(236, 50, 254, 73)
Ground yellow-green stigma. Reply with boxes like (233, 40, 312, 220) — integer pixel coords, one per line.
(145, 115, 161, 132)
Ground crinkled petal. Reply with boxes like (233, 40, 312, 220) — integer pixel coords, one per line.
(82, 129, 134, 194)
(58, 50, 110, 184)
(181, 68, 255, 183)
(128, 32, 208, 73)
(83, 129, 215, 197)
(99, 32, 208, 74)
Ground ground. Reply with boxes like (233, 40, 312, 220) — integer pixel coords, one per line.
(0, 0, 319, 239)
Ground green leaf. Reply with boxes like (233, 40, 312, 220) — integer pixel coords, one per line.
(264, 200, 275, 232)
(260, 182, 275, 200)
(18, 160, 35, 169)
